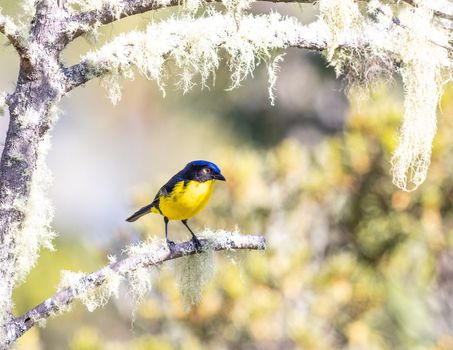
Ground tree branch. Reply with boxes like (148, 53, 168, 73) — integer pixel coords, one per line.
(61, 2, 453, 93)
(66, 0, 318, 41)
(63, 14, 328, 92)
(4, 233, 265, 346)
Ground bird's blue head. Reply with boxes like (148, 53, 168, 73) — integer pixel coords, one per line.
(183, 160, 226, 182)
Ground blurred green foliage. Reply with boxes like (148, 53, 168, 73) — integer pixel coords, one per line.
(14, 84, 453, 349)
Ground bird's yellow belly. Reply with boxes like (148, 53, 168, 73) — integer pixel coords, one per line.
(155, 180, 214, 220)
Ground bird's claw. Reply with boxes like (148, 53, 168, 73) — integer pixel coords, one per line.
(167, 240, 176, 251)
(192, 236, 202, 251)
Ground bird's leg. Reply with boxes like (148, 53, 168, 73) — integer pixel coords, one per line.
(165, 217, 175, 249)
(181, 220, 202, 250)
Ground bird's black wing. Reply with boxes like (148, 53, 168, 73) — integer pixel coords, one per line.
(150, 171, 185, 211)
(126, 170, 185, 222)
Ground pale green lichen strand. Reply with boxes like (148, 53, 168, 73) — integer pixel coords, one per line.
(174, 250, 215, 310)
(267, 54, 284, 106)
(173, 228, 248, 309)
(58, 269, 122, 312)
(319, 0, 364, 60)
(123, 238, 166, 302)
(13, 134, 56, 285)
(0, 91, 6, 116)
(319, 0, 451, 191)
(390, 5, 449, 191)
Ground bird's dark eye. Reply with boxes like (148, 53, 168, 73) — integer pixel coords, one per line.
(199, 167, 211, 177)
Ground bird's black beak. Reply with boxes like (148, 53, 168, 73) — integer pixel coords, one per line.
(214, 173, 226, 181)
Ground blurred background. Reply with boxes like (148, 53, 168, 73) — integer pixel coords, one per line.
(1, 1, 453, 349)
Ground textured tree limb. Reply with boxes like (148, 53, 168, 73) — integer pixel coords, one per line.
(66, 0, 318, 41)
(67, 0, 178, 41)
(62, 0, 453, 92)
(64, 0, 453, 43)
(0, 1, 70, 332)
(4, 234, 266, 346)
(63, 17, 329, 91)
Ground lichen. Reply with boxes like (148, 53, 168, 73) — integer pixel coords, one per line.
(123, 238, 167, 302)
(198, 227, 247, 250)
(320, 0, 451, 190)
(58, 269, 122, 312)
(124, 237, 169, 264)
(0, 10, 18, 39)
(13, 133, 56, 285)
(390, 5, 449, 191)
(127, 266, 154, 303)
(0, 283, 13, 343)
(16, 108, 41, 128)
(0, 103, 62, 341)
(267, 53, 284, 106)
(174, 250, 216, 310)
(330, 47, 396, 92)
(172, 228, 246, 309)
(79, 0, 451, 190)
(319, 0, 394, 88)
(83, 10, 302, 104)
(20, 0, 36, 17)
(319, 0, 364, 60)
(0, 91, 6, 116)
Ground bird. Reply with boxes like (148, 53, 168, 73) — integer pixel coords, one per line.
(126, 160, 226, 250)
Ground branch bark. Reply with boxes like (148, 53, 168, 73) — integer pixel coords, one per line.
(4, 234, 266, 347)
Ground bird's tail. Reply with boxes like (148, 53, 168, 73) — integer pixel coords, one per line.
(126, 203, 153, 222)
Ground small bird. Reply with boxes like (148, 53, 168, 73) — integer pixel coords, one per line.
(126, 160, 226, 249)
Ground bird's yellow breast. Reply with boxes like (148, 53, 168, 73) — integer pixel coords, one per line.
(152, 180, 214, 220)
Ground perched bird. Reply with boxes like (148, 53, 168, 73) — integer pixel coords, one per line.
(126, 160, 226, 249)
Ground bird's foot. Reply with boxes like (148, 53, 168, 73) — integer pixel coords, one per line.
(191, 236, 202, 251)
(166, 240, 176, 251)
